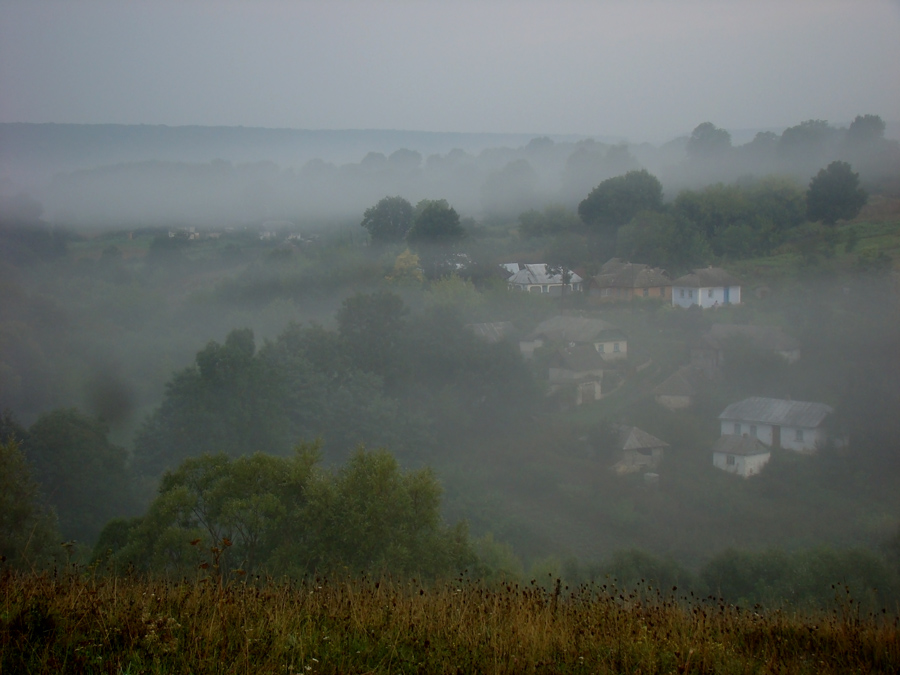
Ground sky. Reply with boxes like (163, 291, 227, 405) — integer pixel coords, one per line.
(1, 0, 899, 143)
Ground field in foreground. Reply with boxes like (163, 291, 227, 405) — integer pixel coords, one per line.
(2, 570, 899, 674)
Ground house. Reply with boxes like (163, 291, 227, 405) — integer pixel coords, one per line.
(672, 267, 742, 308)
(718, 397, 833, 453)
(547, 344, 607, 405)
(519, 315, 627, 360)
(590, 258, 672, 302)
(466, 321, 516, 344)
(611, 426, 668, 475)
(691, 324, 800, 377)
(507, 264, 584, 295)
(653, 366, 709, 410)
(712, 435, 771, 478)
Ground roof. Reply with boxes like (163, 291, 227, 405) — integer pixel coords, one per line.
(653, 366, 708, 396)
(701, 324, 799, 352)
(594, 259, 672, 289)
(618, 426, 669, 451)
(712, 435, 771, 456)
(673, 267, 742, 288)
(467, 321, 515, 344)
(508, 264, 584, 286)
(527, 315, 624, 343)
(551, 344, 608, 373)
(719, 397, 833, 428)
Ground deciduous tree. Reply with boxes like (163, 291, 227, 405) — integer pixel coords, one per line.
(806, 161, 867, 225)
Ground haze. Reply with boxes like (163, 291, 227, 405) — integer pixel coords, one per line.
(1, 0, 898, 142)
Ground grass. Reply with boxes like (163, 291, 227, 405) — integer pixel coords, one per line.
(2, 569, 899, 674)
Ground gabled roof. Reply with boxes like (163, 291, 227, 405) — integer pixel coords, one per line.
(594, 259, 672, 289)
(467, 322, 515, 344)
(673, 267, 742, 288)
(719, 397, 833, 428)
(618, 426, 669, 451)
(712, 435, 771, 456)
(527, 315, 624, 343)
(508, 264, 583, 286)
(701, 324, 800, 352)
(551, 344, 607, 373)
(653, 366, 708, 396)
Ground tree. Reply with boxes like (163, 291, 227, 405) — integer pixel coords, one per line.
(686, 122, 732, 160)
(0, 439, 60, 568)
(25, 409, 135, 544)
(577, 170, 663, 237)
(806, 161, 867, 225)
(406, 200, 466, 278)
(517, 204, 582, 239)
(360, 196, 415, 244)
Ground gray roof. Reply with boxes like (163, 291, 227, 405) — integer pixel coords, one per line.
(673, 267, 742, 288)
(527, 315, 624, 343)
(702, 324, 800, 352)
(618, 425, 669, 451)
(467, 321, 515, 343)
(508, 264, 583, 286)
(712, 435, 771, 456)
(551, 344, 608, 373)
(719, 397, 833, 428)
(595, 258, 672, 289)
(653, 366, 708, 396)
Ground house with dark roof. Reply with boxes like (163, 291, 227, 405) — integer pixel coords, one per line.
(506, 263, 583, 295)
(547, 344, 607, 405)
(519, 315, 627, 360)
(692, 324, 800, 377)
(653, 366, 709, 410)
(590, 258, 672, 303)
(719, 397, 833, 453)
(672, 267, 742, 308)
(611, 426, 669, 475)
(712, 435, 772, 478)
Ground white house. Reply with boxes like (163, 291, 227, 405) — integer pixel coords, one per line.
(507, 264, 583, 295)
(672, 267, 742, 308)
(718, 397, 833, 453)
(712, 435, 772, 478)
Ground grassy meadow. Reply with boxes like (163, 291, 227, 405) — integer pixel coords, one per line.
(2, 568, 899, 674)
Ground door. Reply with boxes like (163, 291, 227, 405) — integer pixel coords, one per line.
(772, 425, 781, 448)
(724, 286, 730, 303)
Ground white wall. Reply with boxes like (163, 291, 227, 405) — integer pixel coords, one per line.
(713, 451, 771, 477)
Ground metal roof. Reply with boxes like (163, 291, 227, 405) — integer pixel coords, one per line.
(719, 397, 833, 428)
(508, 264, 584, 286)
(712, 435, 771, 456)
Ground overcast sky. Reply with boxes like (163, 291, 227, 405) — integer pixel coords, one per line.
(1, 0, 898, 143)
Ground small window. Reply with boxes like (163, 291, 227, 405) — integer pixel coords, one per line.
(750, 425, 757, 437)
(613, 343, 620, 353)
(726, 455, 735, 466)
(597, 343, 604, 353)
(708, 289, 714, 298)
(680, 289, 685, 298)
(688, 290, 693, 299)
(734, 423, 741, 435)
(795, 429, 804, 442)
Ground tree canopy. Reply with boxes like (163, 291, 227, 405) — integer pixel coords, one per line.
(577, 170, 663, 236)
(806, 161, 868, 225)
(360, 195, 415, 244)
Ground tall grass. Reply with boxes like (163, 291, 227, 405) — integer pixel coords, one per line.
(2, 567, 898, 674)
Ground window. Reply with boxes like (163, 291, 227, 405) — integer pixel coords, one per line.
(726, 455, 735, 466)
(750, 425, 757, 437)
(795, 429, 804, 442)
(643, 288, 649, 297)
(613, 343, 620, 353)
(597, 343, 604, 353)
(688, 290, 693, 298)
(680, 289, 685, 298)
(734, 423, 741, 435)
(708, 289, 714, 298)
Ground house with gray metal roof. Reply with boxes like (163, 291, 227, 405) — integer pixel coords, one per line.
(507, 263, 583, 295)
(712, 435, 771, 477)
(718, 397, 833, 453)
(672, 267, 742, 308)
